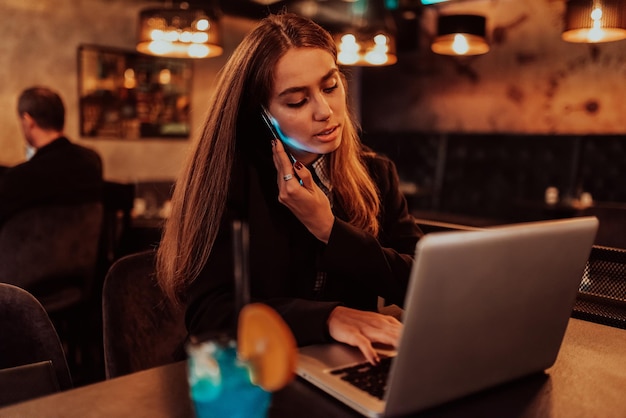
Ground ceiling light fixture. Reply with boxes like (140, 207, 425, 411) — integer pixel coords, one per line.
(431, 14, 490, 56)
(562, 0, 626, 43)
(334, 0, 398, 66)
(137, 2, 223, 59)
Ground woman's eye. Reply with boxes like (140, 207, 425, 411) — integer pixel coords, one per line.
(324, 84, 338, 94)
(287, 99, 307, 108)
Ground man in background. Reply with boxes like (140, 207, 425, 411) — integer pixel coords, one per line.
(0, 86, 103, 227)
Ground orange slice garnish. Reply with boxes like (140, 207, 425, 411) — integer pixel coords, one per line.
(237, 303, 297, 392)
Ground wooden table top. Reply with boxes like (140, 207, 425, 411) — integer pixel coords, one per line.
(1, 318, 625, 418)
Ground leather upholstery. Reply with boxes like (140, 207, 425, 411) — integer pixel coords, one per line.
(0, 283, 72, 406)
(102, 250, 186, 379)
(0, 202, 103, 312)
(363, 132, 626, 247)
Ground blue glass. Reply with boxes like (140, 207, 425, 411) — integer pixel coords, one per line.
(187, 340, 271, 418)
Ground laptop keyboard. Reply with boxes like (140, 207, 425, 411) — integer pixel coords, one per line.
(330, 356, 394, 400)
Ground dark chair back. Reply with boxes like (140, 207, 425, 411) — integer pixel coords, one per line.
(573, 245, 626, 329)
(0, 202, 103, 312)
(102, 250, 186, 379)
(100, 181, 135, 268)
(0, 283, 72, 407)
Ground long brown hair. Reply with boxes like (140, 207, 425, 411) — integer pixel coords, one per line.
(157, 13, 380, 305)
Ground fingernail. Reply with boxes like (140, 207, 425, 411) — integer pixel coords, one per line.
(271, 139, 276, 147)
(294, 161, 303, 170)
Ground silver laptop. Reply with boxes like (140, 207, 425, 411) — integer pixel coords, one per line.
(297, 217, 598, 417)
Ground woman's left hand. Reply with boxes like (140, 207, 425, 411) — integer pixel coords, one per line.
(327, 306, 403, 365)
(272, 140, 334, 243)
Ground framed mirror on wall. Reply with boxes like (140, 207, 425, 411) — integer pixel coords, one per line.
(78, 44, 193, 140)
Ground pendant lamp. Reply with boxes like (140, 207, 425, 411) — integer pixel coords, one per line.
(562, 0, 626, 43)
(334, 0, 398, 66)
(431, 14, 490, 56)
(137, 2, 223, 59)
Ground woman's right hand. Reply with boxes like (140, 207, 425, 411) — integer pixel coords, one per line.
(327, 306, 403, 365)
(272, 139, 334, 243)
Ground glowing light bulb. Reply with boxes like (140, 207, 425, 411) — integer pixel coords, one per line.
(195, 18, 209, 31)
(337, 34, 360, 65)
(164, 30, 179, 42)
(364, 50, 388, 65)
(159, 69, 171, 84)
(587, 27, 605, 42)
(451, 34, 470, 55)
(191, 32, 209, 43)
(373, 34, 388, 45)
(188, 44, 210, 58)
(148, 40, 174, 55)
(123, 68, 136, 89)
(180, 30, 193, 43)
(150, 29, 165, 41)
(590, 7, 603, 21)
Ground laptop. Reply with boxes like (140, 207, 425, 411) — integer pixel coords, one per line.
(297, 217, 598, 417)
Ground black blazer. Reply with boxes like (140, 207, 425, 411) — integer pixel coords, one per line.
(0, 137, 103, 227)
(185, 151, 422, 346)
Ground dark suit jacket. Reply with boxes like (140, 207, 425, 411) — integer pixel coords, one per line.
(185, 150, 422, 346)
(0, 137, 103, 227)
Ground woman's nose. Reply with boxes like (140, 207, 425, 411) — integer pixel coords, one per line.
(313, 96, 332, 121)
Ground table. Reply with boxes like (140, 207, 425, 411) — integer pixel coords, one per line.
(1, 318, 625, 418)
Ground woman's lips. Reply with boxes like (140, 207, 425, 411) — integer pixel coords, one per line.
(314, 125, 339, 141)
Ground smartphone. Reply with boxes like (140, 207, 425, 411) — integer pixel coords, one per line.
(261, 107, 296, 163)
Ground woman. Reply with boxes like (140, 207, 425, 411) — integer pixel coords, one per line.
(156, 13, 422, 364)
